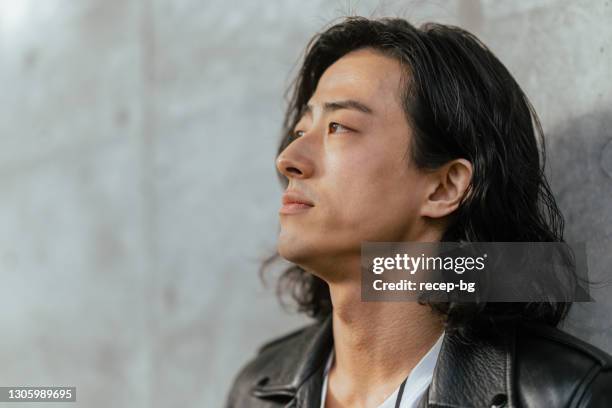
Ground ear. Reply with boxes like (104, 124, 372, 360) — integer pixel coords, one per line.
(420, 158, 473, 219)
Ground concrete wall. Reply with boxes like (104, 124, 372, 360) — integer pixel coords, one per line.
(0, 1, 610, 407)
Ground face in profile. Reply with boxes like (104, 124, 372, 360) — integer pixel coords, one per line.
(275, 48, 437, 278)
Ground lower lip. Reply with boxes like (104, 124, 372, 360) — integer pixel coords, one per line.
(279, 203, 314, 215)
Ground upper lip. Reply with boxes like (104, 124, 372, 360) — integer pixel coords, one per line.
(282, 190, 314, 206)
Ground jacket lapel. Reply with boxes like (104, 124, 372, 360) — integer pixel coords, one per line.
(251, 315, 516, 408)
(425, 323, 517, 407)
(251, 315, 333, 406)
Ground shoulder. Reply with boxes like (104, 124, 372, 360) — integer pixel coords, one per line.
(515, 321, 612, 407)
(224, 320, 322, 407)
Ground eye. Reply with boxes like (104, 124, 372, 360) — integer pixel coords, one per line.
(329, 122, 350, 134)
(291, 122, 350, 139)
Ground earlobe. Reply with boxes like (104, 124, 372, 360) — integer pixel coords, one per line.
(420, 159, 473, 219)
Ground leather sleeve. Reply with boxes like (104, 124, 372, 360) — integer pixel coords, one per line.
(577, 368, 612, 407)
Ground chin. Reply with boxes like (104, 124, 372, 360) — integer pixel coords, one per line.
(277, 239, 309, 264)
(277, 231, 325, 265)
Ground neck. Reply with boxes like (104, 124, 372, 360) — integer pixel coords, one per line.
(325, 279, 444, 407)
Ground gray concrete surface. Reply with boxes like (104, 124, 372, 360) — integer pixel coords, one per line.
(0, 0, 610, 407)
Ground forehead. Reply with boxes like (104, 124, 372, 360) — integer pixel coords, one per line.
(309, 48, 405, 118)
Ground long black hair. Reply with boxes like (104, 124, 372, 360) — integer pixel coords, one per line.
(262, 16, 571, 332)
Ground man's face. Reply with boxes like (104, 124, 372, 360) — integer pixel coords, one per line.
(276, 48, 431, 275)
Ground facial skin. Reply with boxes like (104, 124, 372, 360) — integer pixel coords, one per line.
(276, 47, 472, 281)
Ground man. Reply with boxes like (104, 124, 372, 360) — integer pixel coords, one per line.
(225, 16, 612, 407)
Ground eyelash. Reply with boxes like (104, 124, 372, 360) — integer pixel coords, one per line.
(293, 122, 350, 138)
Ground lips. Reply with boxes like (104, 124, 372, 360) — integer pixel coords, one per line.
(282, 191, 314, 206)
(280, 190, 314, 215)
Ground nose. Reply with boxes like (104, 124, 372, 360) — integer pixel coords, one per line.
(275, 138, 315, 179)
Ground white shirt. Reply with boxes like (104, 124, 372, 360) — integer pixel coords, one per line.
(319, 331, 445, 408)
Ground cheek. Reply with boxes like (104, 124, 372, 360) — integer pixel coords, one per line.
(324, 151, 421, 227)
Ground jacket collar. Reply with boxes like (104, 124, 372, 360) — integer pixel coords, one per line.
(426, 322, 517, 407)
(251, 314, 517, 408)
(251, 315, 333, 404)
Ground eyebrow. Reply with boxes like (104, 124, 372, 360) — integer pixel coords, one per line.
(302, 99, 375, 117)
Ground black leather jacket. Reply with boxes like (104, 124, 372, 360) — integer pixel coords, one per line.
(225, 315, 612, 407)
